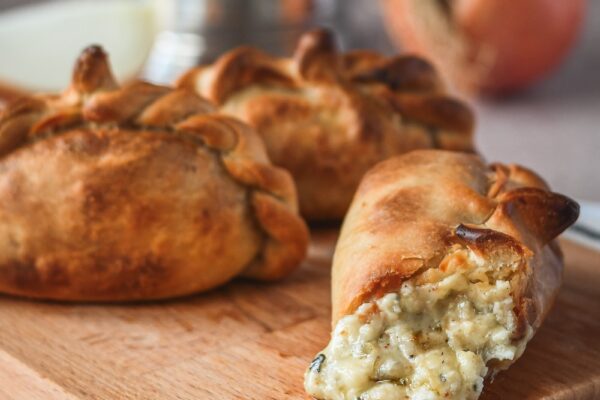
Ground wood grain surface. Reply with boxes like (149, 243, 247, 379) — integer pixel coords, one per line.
(0, 230, 598, 399)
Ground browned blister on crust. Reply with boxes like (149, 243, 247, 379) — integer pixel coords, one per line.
(332, 150, 578, 353)
(177, 28, 475, 220)
(0, 46, 309, 301)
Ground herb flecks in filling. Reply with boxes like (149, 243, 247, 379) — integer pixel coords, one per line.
(305, 248, 531, 400)
(310, 354, 327, 373)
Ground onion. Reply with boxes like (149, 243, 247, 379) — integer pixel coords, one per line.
(380, 0, 586, 95)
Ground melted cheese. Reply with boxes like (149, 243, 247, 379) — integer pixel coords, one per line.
(305, 250, 530, 400)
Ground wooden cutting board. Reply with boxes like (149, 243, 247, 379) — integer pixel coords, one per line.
(0, 230, 598, 400)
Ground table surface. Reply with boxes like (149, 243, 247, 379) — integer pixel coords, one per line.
(0, 230, 598, 400)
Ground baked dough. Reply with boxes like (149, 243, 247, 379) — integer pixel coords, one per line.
(0, 81, 26, 113)
(0, 46, 309, 301)
(177, 29, 475, 220)
(305, 150, 578, 399)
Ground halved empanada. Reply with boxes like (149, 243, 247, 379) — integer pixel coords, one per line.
(305, 150, 578, 399)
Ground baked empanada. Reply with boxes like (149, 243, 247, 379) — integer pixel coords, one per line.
(177, 29, 475, 221)
(305, 150, 578, 399)
(0, 46, 308, 301)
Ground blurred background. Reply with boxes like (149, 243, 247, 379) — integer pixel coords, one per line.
(0, 0, 598, 220)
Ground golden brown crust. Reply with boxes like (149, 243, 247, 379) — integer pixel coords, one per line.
(0, 46, 308, 301)
(332, 150, 579, 344)
(177, 28, 475, 220)
(0, 81, 28, 114)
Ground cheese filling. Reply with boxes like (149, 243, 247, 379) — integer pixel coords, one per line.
(305, 249, 531, 400)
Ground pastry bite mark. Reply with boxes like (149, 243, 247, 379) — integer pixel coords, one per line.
(0, 46, 308, 301)
(306, 242, 528, 400)
(306, 150, 578, 399)
(177, 29, 476, 221)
